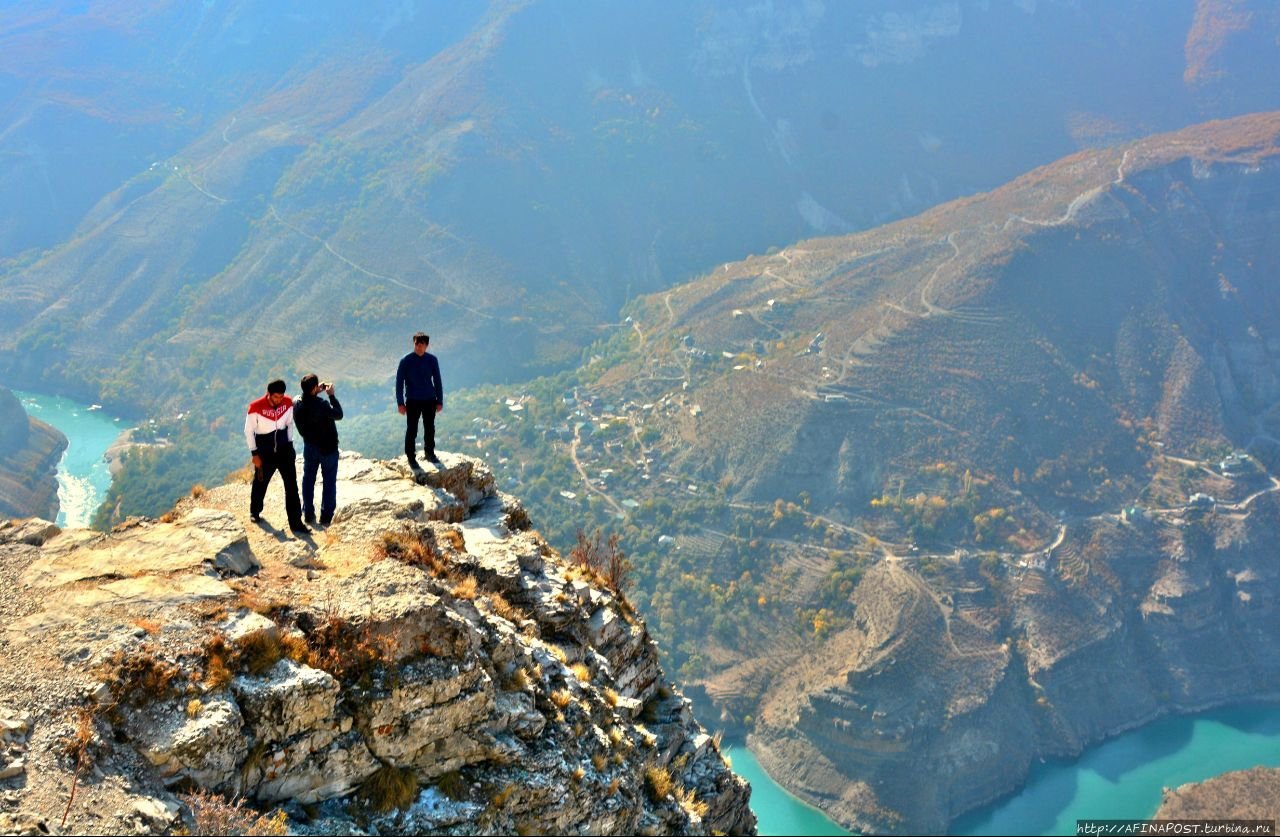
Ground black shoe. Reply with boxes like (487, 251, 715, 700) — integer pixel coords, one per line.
(427, 455, 442, 466)
(250, 512, 262, 523)
(407, 457, 420, 470)
(304, 514, 317, 526)
(290, 523, 312, 535)
(319, 515, 333, 527)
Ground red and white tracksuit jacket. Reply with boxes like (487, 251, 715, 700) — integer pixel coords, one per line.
(244, 394, 296, 457)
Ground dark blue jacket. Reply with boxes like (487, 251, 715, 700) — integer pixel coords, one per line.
(396, 351, 443, 407)
(294, 391, 343, 455)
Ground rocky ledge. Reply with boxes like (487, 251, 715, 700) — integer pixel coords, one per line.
(0, 452, 755, 835)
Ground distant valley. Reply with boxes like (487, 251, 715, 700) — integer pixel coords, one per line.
(533, 112, 1280, 832)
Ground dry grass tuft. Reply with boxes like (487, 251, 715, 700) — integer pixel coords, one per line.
(100, 646, 182, 706)
(181, 790, 289, 835)
(61, 707, 95, 766)
(676, 784, 710, 819)
(59, 707, 98, 827)
(226, 464, 256, 485)
(236, 630, 284, 676)
(303, 615, 399, 687)
(132, 618, 160, 635)
(504, 665, 531, 692)
(233, 587, 289, 618)
(570, 662, 591, 683)
(438, 527, 466, 552)
(435, 770, 467, 801)
(643, 763, 675, 802)
(486, 592, 528, 625)
(200, 628, 311, 689)
(451, 575, 478, 600)
(356, 765, 419, 813)
(204, 655, 234, 691)
(376, 529, 448, 576)
(569, 528, 633, 598)
(490, 783, 518, 808)
(550, 689, 573, 709)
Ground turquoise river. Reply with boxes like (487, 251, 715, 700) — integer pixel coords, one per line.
(14, 389, 127, 528)
(15, 392, 1280, 835)
(729, 703, 1280, 835)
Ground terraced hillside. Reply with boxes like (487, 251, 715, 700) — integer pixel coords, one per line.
(573, 111, 1280, 832)
(620, 113, 1280, 517)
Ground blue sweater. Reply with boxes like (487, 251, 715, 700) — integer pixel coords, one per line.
(396, 351, 443, 407)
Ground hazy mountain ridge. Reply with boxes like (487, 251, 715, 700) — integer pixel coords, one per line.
(0, 0, 485, 255)
(5, 0, 1280, 410)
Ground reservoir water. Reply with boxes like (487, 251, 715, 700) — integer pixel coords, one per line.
(729, 702, 1280, 836)
(13, 390, 126, 528)
(953, 702, 1280, 835)
(722, 745, 850, 836)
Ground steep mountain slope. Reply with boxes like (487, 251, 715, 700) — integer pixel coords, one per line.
(4, 0, 1280, 406)
(564, 111, 1280, 832)
(621, 112, 1280, 520)
(0, 386, 65, 520)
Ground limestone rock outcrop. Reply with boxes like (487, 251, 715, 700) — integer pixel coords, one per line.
(0, 452, 755, 836)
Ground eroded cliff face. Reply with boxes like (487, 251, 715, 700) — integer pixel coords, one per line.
(0, 452, 755, 836)
(0, 385, 65, 521)
(752, 500, 1280, 834)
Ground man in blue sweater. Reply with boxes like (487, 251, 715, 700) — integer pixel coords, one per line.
(396, 331, 444, 469)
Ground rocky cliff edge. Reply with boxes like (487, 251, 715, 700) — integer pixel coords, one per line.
(0, 385, 65, 522)
(0, 451, 755, 836)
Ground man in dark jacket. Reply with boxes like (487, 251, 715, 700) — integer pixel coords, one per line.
(294, 373, 344, 526)
(396, 331, 444, 469)
(244, 378, 310, 535)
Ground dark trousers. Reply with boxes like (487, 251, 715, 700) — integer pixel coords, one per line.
(302, 444, 338, 521)
(404, 398, 438, 462)
(250, 446, 304, 526)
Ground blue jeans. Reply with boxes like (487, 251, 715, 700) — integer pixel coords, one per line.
(302, 445, 338, 521)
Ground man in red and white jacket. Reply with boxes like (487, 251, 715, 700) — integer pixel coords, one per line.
(244, 378, 310, 534)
